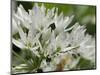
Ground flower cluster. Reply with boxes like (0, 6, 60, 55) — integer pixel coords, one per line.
(12, 3, 95, 74)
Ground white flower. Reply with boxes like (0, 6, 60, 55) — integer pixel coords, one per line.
(54, 12, 75, 34)
(15, 4, 31, 28)
(29, 3, 55, 32)
(40, 22, 95, 71)
(12, 3, 95, 73)
(12, 4, 31, 35)
(12, 20, 41, 57)
(65, 23, 95, 62)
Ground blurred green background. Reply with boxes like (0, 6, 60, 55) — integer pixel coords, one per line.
(16, 1, 96, 36)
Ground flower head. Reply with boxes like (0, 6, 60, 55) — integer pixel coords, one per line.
(12, 3, 95, 74)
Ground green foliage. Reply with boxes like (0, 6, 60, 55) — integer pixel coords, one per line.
(12, 49, 42, 72)
(76, 57, 96, 70)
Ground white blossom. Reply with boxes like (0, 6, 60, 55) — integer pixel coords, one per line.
(12, 3, 95, 73)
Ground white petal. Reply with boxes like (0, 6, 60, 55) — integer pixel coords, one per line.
(14, 13, 24, 22)
(17, 25, 27, 44)
(30, 46, 39, 51)
(42, 28, 51, 41)
(65, 15, 74, 28)
(50, 31, 56, 50)
(17, 4, 24, 17)
(33, 3, 40, 16)
(64, 22, 78, 32)
(12, 38, 25, 49)
(30, 46, 40, 57)
(40, 4, 46, 16)
(27, 24, 36, 43)
(12, 17, 18, 35)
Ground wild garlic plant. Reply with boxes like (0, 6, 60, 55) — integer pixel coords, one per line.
(12, 3, 95, 74)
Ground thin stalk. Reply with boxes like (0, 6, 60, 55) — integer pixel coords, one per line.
(12, 50, 31, 66)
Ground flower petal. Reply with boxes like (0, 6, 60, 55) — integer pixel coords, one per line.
(17, 25, 27, 44)
(12, 38, 25, 49)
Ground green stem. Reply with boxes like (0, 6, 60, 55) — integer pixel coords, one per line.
(12, 50, 30, 65)
(60, 46, 80, 53)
